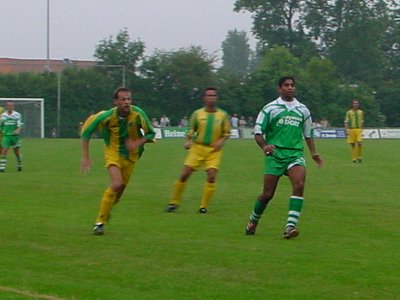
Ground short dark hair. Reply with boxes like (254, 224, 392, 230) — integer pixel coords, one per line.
(202, 87, 218, 97)
(278, 76, 295, 87)
(113, 87, 131, 99)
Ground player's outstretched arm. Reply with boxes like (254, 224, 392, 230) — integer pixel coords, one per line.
(80, 139, 91, 174)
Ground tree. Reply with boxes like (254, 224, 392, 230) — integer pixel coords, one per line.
(220, 29, 251, 77)
(243, 46, 303, 116)
(94, 28, 145, 84)
(138, 46, 217, 124)
(234, 0, 318, 60)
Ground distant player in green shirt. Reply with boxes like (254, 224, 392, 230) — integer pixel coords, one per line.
(245, 76, 323, 239)
(80, 87, 156, 235)
(0, 105, 4, 153)
(0, 101, 23, 172)
(165, 87, 231, 213)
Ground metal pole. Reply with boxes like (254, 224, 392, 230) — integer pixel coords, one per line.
(57, 72, 61, 137)
(46, 0, 50, 71)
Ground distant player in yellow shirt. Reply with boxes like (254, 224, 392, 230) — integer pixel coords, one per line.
(344, 99, 364, 163)
(165, 87, 231, 213)
(80, 87, 156, 235)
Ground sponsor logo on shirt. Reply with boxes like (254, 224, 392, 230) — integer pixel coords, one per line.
(278, 116, 302, 127)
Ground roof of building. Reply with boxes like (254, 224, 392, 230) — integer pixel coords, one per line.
(0, 57, 96, 74)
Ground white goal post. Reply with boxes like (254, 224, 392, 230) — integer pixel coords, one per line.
(0, 98, 44, 138)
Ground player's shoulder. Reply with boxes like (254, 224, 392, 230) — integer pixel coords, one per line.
(216, 107, 229, 115)
(262, 98, 281, 111)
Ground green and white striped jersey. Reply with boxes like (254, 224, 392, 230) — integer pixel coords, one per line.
(254, 97, 313, 151)
(0, 110, 22, 136)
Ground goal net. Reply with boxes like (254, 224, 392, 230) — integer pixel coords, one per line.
(0, 98, 44, 138)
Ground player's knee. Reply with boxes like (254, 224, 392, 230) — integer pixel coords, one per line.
(258, 193, 273, 203)
(110, 181, 124, 192)
(207, 174, 216, 183)
(292, 181, 305, 194)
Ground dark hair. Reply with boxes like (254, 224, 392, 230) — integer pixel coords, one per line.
(278, 76, 295, 87)
(202, 87, 218, 97)
(113, 87, 131, 99)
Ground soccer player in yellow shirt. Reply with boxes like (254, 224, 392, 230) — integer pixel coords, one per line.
(344, 99, 364, 163)
(80, 87, 156, 235)
(165, 87, 231, 213)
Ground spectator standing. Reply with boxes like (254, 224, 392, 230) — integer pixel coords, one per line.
(160, 115, 170, 127)
(230, 113, 239, 128)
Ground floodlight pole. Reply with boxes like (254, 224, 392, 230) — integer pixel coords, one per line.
(57, 71, 61, 137)
(46, 0, 51, 71)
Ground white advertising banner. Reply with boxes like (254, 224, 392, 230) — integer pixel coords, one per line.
(362, 129, 380, 139)
(379, 128, 400, 139)
(230, 129, 240, 139)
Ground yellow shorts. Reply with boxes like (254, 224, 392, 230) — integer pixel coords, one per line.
(104, 150, 135, 185)
(184, 143, 222, 171)
(347, 128, 363, 144)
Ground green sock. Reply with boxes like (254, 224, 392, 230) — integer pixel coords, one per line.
(249, 199, 268, 223)
(286, 196, 304, 228)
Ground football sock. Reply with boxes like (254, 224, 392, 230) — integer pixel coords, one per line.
(170, 180, 187, 205)
(16, 155, 22, 168)
(351, 146, 357, 161)
(96, 188, 117, 224)
(286, 196, 303, 228)
(249, 199, 268, 224)
(357, 145, 362, 159)
(0, 156, 7, 171)
(199, 182, 216, 208)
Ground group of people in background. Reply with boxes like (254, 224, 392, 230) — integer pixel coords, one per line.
(151, 113, 256, 129)
(229, 114, 255, 129)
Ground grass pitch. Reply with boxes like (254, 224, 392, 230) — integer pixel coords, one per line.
(0, 138, 399, 299)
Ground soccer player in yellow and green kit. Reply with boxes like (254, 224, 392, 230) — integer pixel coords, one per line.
(80, 87, 156, 235)
(344, 99, 364, 163)
(165, 87, 231, 213)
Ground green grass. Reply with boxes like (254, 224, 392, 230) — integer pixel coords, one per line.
(0, 138, 399, 299)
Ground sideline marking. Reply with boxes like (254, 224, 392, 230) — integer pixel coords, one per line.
(0, 286, 68, 300)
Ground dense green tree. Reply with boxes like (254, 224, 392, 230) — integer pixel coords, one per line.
(234, 0, 319, 60)
(138, 46, 217, 124)
(243, 46, 303, 116)
(220, 29, 251, 77)
(94, 28, 145, 85)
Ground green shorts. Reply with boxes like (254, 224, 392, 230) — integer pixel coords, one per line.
(1, 135, 21, 149)
(264, 148, 306, 176)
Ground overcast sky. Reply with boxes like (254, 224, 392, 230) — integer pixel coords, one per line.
(1, 0, 256, 62)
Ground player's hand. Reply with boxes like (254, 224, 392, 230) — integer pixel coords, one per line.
(312, 153, 323, 168)
(212, 140, 224, 152)
(125, 138, 141, 151)
(80, 157, 91, 174)
(184, 141, 192, 150)
(262, 144, 275, 156)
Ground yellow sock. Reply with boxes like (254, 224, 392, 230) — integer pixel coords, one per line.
(96, 188, 117, 224)
(170, 180, 187, 205)
(200, 182, 216, 209)
(357, 145, 362, 159)
(351, 146, 357, 161)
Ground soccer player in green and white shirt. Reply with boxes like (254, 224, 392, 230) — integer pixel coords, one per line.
(0, 101, 23, 172)
(245, 76, 323, 239)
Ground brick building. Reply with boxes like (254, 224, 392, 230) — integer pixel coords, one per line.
(0, 57, 95, 74)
